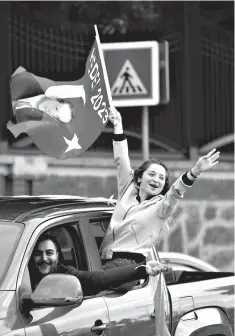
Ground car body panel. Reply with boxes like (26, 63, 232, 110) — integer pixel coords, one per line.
(174, 307, 233, 336)
(169, 276, 235, 335)
(103, 275, 157, 336)
(22, 297, 110, 336)
(0, 291, 25, 336)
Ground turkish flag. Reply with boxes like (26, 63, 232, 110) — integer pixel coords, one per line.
(7, 27, 112, 160)
(154, 273, 171, 336)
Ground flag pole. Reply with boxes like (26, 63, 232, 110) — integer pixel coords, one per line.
(94, 25, 113, 106)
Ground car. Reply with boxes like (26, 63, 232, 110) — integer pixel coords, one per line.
(158, 252, 219, 272)
(0, 195, 234, 336)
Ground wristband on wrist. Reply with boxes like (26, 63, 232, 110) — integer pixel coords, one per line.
(190, 169, 198, 179)
(113, 134, 125, 141)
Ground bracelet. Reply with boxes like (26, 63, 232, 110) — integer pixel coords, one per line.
(190, 169, 197, 179)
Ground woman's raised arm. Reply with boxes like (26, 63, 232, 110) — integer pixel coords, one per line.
(109, 107, 133, 198)
(157, 149, 220, 219)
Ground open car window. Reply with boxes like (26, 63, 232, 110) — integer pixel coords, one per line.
(88, 214, 148, 294)
(22, 222, 84, 295)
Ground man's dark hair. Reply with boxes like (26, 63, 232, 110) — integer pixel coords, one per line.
(133, 158, 170, 196)
(35, 233, 60, 253)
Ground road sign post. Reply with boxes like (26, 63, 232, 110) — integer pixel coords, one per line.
(102, 41, 160, 160)
(142, 106, 149, 161)
(159, 41, 170, 105)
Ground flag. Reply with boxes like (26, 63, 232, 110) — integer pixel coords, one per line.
(7, 26, 112, 160)
(153, 273, 171, 336)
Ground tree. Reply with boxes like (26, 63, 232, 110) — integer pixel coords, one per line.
(12, 1, 164, 34)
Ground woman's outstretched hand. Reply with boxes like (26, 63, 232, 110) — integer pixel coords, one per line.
(145, 260, 168, 276)
(109, 106, 123, 133)
(193, 148, 220, 175)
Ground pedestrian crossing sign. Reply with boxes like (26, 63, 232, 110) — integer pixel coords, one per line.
(111, 60, 148, 96)
(102, 41, 159, 106)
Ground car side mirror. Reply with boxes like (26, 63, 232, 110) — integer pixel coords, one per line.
(22, 274, 83, 310)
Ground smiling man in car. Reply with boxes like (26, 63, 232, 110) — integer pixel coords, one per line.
(28, 234, 167, 296)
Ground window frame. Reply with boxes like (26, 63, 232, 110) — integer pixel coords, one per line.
(21, 224, 81, 293)
(82, 211, 151, 295)
(77, 212, 106, 272)
(17, 214, 87, 304)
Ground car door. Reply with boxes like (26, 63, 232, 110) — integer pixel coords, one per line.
(103, 279, 156, 336)
(86, 213, 169, 336)
(17, 216, 111, 336)
(23, 296, 110, 336)
(103, 261, 172, 336)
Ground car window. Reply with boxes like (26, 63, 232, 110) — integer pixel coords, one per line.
(166, 263, 197, 272)
(23, 223, 85, 293)
(0, 222, 24, 287)
(89, 215, 148, 292)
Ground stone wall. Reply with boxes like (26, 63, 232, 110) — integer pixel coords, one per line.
(158, 200, 234, 272)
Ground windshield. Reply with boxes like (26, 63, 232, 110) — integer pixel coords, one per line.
(0, 222, 24, 286)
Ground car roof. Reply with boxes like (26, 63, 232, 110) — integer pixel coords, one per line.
(0, 195, 115, 222)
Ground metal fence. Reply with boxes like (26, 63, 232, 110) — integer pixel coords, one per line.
(9, 11, 94, 80)
(201, 18, 234, 145)
(8, 4, 234, 154)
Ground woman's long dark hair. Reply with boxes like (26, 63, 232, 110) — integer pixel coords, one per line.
(133, 158, 170, 196)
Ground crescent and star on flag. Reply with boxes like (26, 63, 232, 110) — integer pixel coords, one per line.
(64, 133, 82, 152)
